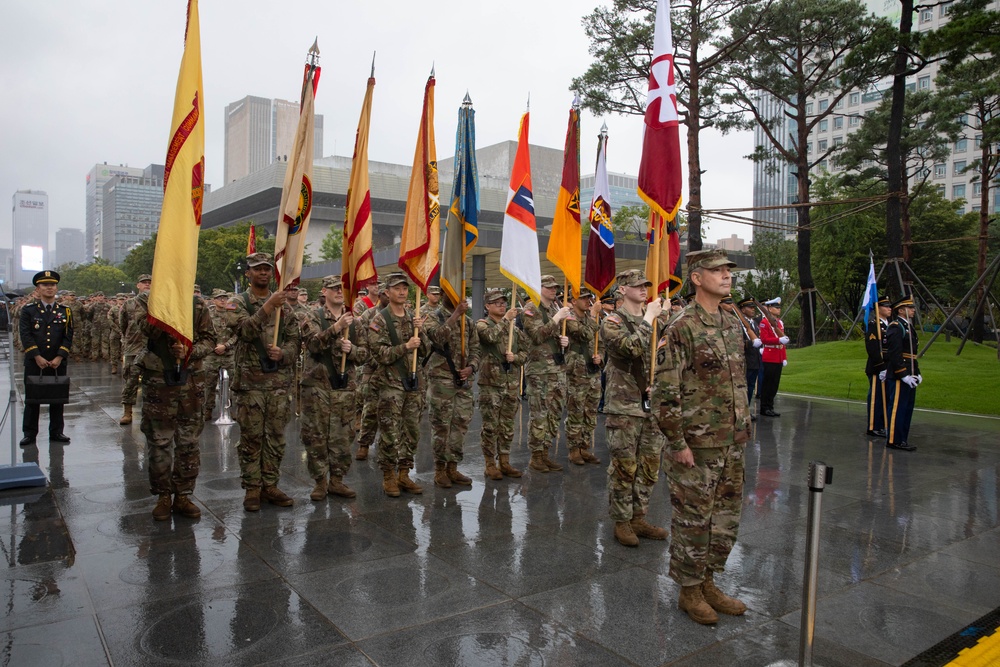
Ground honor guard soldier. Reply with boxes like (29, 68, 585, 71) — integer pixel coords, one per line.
(601, 269, 669, 547)
(736, 297, 762, 409)
(885, 296, 921, 451)
(864, 296, 892, 438)
(758, 297, 789, 417)
(20, 270, 73, 446)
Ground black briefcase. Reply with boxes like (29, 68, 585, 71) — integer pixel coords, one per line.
(25, 369, 70, 405)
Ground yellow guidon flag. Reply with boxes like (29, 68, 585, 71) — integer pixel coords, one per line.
(546, 103, 582, 299)
(342, 64, 378, 310)
(147, 0, 204, 350)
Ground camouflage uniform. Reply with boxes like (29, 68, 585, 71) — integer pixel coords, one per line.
(232, 291, 300, 490)
(476, 311, 528, 463)
(90, 296, 110, 361)
(654, 302, 751, 587)
(602, 304, 668, 523)
(564, 304, 603, 462)
(424, 305, 480, 468)
(300, 304, 368, 483)
(75, 298, 91, 360)
(521, 294, 568, 467)
(120, 293, 149, 407)
(108, 297, 124, 372)
(354, 298, 384, 455)
(370, 303, 430, 475)
(136, 295, 216, 497)
(203, 294, 237, 420)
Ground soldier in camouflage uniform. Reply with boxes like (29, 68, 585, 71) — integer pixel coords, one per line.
(476, 289, 528, 479)
(521, 274, 572, 472)
(654, 249, 751, 625)
(369, 273, 430, 497)
(107, 294, 125, 374)
(89, 292, 110, 361)
(354, 282, 388, 460)
(231, 253, 301, 511)
(300, 276, 368, 500)
(424, 297, 480, 488)
(601, 269, 669, 548)
(564, 289, 604, 466)
(203, 289, 237, 421)
(74, 296, 91, 360)
(119, 276, 152, 425)
(134, 290, 216, 521)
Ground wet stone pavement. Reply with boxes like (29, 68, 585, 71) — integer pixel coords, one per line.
(2, 361, 999, 666)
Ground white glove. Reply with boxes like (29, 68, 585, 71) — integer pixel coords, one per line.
(878, 370, 886, 382)
(779, 336, 790, 345)
(915, 374, 923, 386)
(752, 339, 762, 348)
(902, 375, 919, 389)
(782, 360, 788, 367)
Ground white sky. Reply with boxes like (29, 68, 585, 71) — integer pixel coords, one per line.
(1, 0, 755, 254)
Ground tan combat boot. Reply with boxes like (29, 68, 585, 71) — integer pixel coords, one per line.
(543, 450, 563, 472)
(678, 585, 719, 625)
(328, 475, 357, 498)
(446, 461, 472, 486)
(483, 455, 503, 480)
(172, 494, 201, 519)
(630, 514, 668, 540)
(397, 468, 423, 494)
(614, 521, 639, 547)
(152, 493, 172, 521)
(110, 364, 118, 375)
(262, 485, 294, 507)
(310, 477, 328, 501)
(243, 487, 261, 512)
(382, 468, 401, 497)
(580, 448, 601, 464)
(434, 462, 452, 488)
(119, 404, 133, 425)
(568, 448, 585, 466)
(498, 454, 522, 478)
(702, 574, 747, 616)
(529, 451, 549, 473)
(355, 445, 369, 461)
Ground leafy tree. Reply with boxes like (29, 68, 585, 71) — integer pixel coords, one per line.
(118, 236, 157, 281)
(734, 231, 797, 305)
(720, 0, 896, 345)
(319, 225, 343, 262)
(613, 203, 652, 242)
(573, 0, 764, 253)
(908, 188, 978, 302)
(57, 259, 131, 295)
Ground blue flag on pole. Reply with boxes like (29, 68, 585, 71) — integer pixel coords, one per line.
(860, 253, 878, 333)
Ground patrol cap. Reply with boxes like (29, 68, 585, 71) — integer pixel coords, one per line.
(764, 297, 781, 307)
(322, 275, 342, 289)
(297, 288, 309, 296)
(572, 288, 595, 300)
(63, 291, 76, 298)
(385, 272, 409, 288)
(378, 281, 389, 293)
(115, 293, 129, 299)
(617, 269, 652, 288)
(427, 285, 441, 295)
(211, 288, 228, 298)
(92, 291, 105, 297)
(485, 288, 508, 304)
(32, 270, 60, 285)
(358, 287, 369, 296)
(137, 274, 152, 283)
(246, 252, 273, 268)
(540, 274, 560, 288)
(737, 296, 755, 308)
(892, 295, 915, 309)
(686, 249, 737, 270)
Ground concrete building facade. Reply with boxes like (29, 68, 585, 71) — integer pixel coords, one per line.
(85, 164, 147, 261)
(11, 190, 49, 289)
(101, 165, 164, 265)
(55, 228, 86, 268)
(223, 95, 324, 185)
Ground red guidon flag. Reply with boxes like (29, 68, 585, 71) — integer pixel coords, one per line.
(147, 0, 204, 349)
(342, 70, 378, 310)
(637, 0, 682, 224)
(273, 42, 320, 290)
(546, 104, 582, 298)
(246, 222, 256, 255)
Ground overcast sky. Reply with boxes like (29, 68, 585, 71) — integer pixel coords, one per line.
(1, 0, 755, 254)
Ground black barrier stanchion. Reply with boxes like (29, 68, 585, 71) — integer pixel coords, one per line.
(799, 461, 833, 667)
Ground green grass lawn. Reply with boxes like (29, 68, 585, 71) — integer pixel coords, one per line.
(782, 338, 1000, 416)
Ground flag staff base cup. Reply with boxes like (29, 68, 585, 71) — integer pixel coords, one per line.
(798, 461, 833, 667)
(0, 328, 47, 491)
(214, 369, 235, 426)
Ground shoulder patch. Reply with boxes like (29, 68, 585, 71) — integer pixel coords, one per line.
(369, 319, 381, 332)
(657, 336, 668, 349)
(605, 313, 621, 325)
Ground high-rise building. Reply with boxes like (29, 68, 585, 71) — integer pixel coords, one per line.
(55, 228, 86, 268)
(86, 163, 146, 260)
(11, 190, 49, 289)
(101, 164, 164, 265)
(223, 95, 324, 185)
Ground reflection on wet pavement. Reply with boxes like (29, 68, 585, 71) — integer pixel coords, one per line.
(1, 361, 998, 666)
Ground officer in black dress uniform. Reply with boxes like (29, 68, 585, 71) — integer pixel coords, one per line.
(864, 296, 891, 437)
(19, 270, 73, 446)
(885, 296, 920, 452)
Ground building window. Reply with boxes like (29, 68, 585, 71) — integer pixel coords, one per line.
(818, 139, 828, 151)
(833, 136, 844, 146)
(934, 163, 946, 178)
(849, 115, 861, 127)
(953, 184, 966, 198)
(818, 99, 829, 111)
(918, 76, 931, 90)
(806, 142, 812, 154)
(849, 92, 860, 106)
(940, 2, 952, 16)
(937, 185, 946, 196)
(819, 159, 828, 171)
(973, 182, 982, 196)
(955, 138, 968, 152)
(954, 160, 967, 175)
(975, 134, 983, 149)
(956, 113, 968, 125)
(834, 117, 844, 130)
(835, 98, 844, 109)
(921, 8, 933, 22)
(819, 119, 829, 132)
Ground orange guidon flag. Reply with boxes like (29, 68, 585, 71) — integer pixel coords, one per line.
(246, 222, 256, 255)
(398, 72, 440, 292)
(342, 72, 378, 310)
(147, 0, 204, 349)
(546, 104, 582, 298)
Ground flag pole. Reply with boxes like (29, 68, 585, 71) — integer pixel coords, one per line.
(507, 280, 517, 355)
(649, 210, 661, 390)
(412, 290, 421, 374)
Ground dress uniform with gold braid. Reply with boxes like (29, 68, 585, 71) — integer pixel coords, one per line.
(885, 296, 920, 451)
(864, 296, 890, 437)
(20, 270, 73, 445)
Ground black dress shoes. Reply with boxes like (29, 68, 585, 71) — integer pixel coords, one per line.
(49, 433, 71, 443)
(866, 429, 887, 438)
(887, 441, 916, 451)
(19, 435, 36, 447)
(761, 409, 781, 417)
